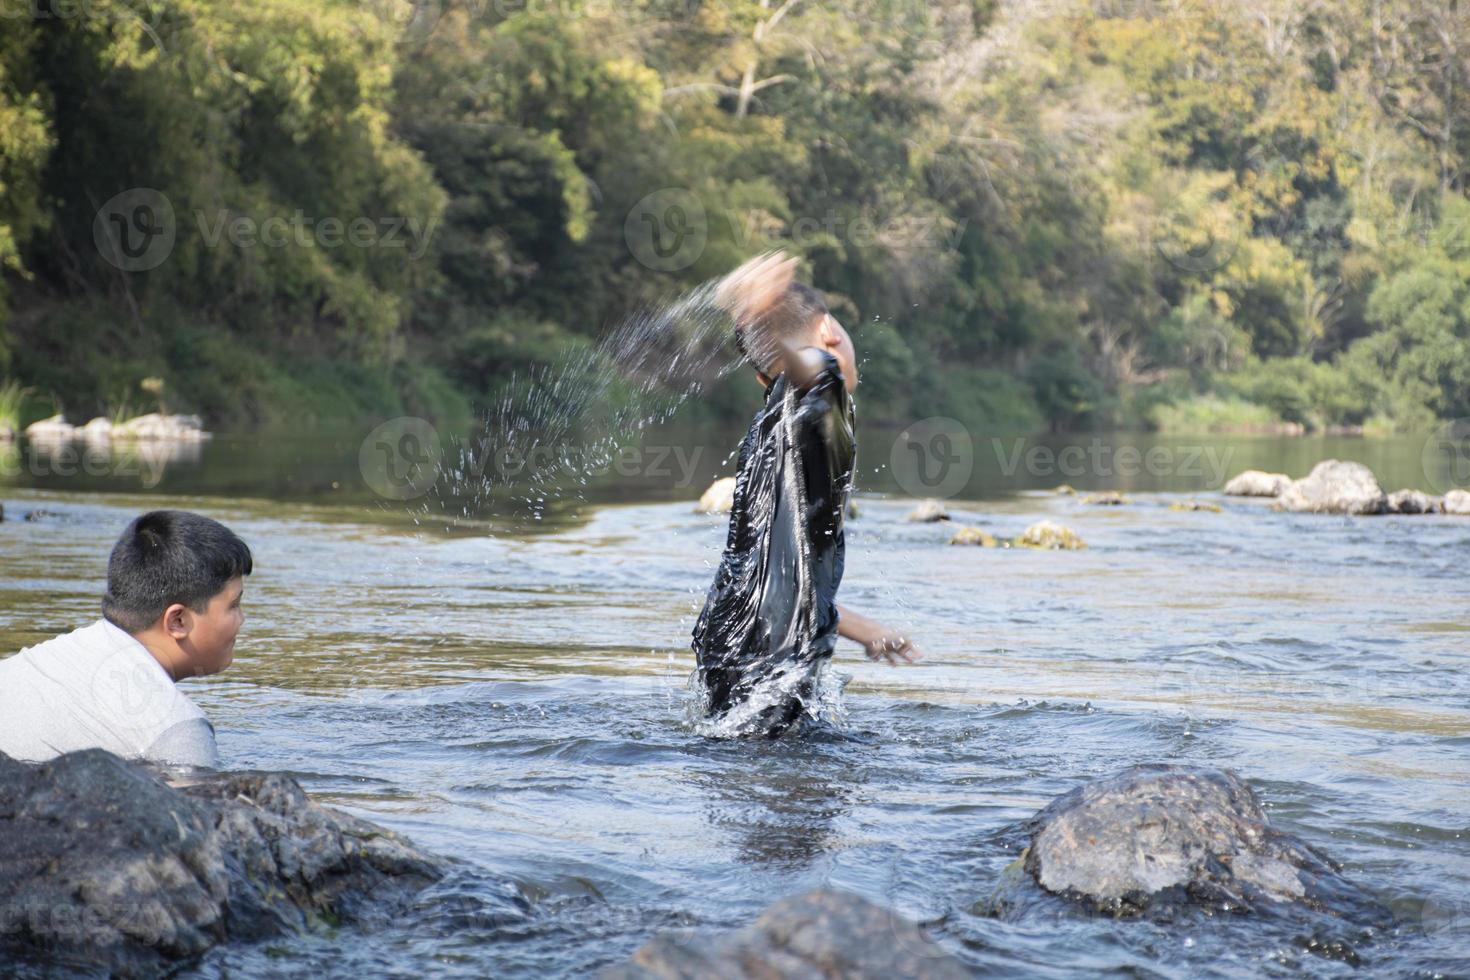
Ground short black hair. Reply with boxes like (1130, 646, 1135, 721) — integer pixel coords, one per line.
(736, 281, 829, 373)
(102, 510, 253, 633)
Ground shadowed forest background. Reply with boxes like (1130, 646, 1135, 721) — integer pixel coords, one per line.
(0, 0, 1467, 434)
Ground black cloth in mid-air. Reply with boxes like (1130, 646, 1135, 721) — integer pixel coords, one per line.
(692, 350, 856, 736)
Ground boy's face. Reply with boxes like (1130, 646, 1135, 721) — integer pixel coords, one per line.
(752, 314, 860, 392)
(174, 576, 245, 676)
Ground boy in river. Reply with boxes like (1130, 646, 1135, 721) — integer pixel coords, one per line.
(693, 251, 922, 736)
(0, 510, 250, 767)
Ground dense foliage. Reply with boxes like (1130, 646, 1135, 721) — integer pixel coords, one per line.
(0, 0, 1466, 431)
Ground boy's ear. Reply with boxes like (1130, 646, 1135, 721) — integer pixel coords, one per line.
(816, 314, 840, 349)
(162, 603, 191, 639)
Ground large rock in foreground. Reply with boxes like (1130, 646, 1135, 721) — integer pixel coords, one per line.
(0, 750, 444, 976)
(1223, 470, 1291, 497)
(602, 889, 970, 979)
(1022, 764, 1387, 927)
(1445, 489, 1470, 515)
(1274, 460, 1387, 515)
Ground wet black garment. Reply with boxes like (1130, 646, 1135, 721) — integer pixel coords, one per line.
(692, 351, 856, 736)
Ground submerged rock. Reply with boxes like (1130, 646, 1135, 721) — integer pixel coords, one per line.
(1223, 470, 1291, 497)
(949, 525, 997, 547)
(1015, 520, 1086, 550)
(1445, 489, 1470, 516)
(1169, 499, 1222, 513)
(602, 888, 970, 980)
(0, 750, 444, 976)
(1081, 491, 1129, 506)
(695, 477, 737, 514)
(1021, 764, 1388, 928)
(1275, 460, 1387, 515)
(1386, 489, 1440, 515)
(906, 499, 951, 523)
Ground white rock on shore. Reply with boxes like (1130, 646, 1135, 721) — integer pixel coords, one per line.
(1445, 489, 1470, 515)
(113, 413, 210, 442)
(1222, 470, 1292, 497)
(23, 414, 77, 441)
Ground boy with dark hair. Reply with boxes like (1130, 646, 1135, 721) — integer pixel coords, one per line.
(694, 251, 922, 736)
(0, 510, 251, 767)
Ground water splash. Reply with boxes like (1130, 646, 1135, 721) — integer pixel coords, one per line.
(414, 280, 742, 529)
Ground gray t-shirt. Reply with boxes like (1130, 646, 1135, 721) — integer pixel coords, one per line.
(0, 619, 218, 768)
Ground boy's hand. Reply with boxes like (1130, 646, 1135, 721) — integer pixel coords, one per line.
(836, 604, 924, 666)
(863, 630, 923, 665)
(715, 250, 799, 328)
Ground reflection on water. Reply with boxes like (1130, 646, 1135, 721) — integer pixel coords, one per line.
(1, 468, 1468, 976)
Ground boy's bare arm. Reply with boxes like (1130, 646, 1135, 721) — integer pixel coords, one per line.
(836, 604, 923, 665)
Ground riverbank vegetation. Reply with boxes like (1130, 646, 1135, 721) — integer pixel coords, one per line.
(0, 0, 1466, 433)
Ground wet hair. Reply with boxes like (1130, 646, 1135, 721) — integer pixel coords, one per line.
(735, 281, 829, 374)
(102, 510, 253, 633)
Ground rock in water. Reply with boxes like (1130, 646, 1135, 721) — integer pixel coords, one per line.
(695, 477, 737, 514)
(1274, 460, 1388, 515)
(1445, 489, 1470, 515)
(1081, 491, 1129, 506)
(949, 525, 997, 547)
(1386, 489, 1440, 514)
(0, 750, 444, 975)
(1223, 470, 1291, 497)
(601, 889, 970, 979)
(905, 499, 950, 523)
(1015, 520, 1086, 550)
(1169, 499, 1222, 513)
(1022, 764, 1387, 926)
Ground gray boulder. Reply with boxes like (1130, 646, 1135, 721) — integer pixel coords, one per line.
(0, 750, 444, 976)
(602, 888, 970, 979)
(1222, 470, 1291, 497)
(1386, 489, 1440, 514)
(1022, 764, 1386, 926)
(1445, 489, 1470, 515)
(1274, 460, 1388, 515)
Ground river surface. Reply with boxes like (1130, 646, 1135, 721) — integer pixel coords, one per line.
(1, 426, 1467, 977)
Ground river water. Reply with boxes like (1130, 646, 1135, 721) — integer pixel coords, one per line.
(0, 426, 1467, 977)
